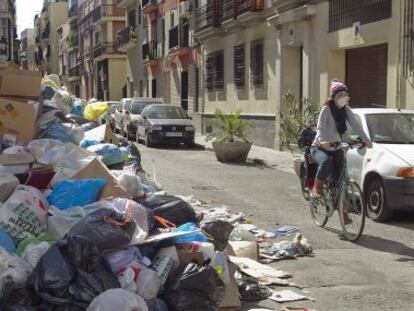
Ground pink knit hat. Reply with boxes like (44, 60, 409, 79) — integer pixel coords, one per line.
(330, 79, 349, 98)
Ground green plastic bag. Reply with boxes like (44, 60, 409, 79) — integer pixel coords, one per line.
(16, 232, 55, 256)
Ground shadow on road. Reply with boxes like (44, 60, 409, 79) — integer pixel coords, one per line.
(144, 144, 205, 151)
(323, 227, 414, 260)
(382, 211, 414, 231)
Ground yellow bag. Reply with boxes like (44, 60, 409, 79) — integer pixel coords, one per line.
(84, 101, 109, 121)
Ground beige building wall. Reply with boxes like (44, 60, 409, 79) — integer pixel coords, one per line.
(108, 57, 127, 100)
(201, 22, 277, 115)
(49, 2, 69, 74)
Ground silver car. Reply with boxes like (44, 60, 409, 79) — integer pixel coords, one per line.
(136, 104, 195, 147)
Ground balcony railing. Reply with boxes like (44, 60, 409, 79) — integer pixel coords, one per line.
(195, 1, 222, 32)
(92, 42, 122, 58)
(69, 5, 78, 18)
(117, 26, 138, 49)
(93, 4, 125, 22)
(69, 65, 80, 77)
(142, 40, 158, 60)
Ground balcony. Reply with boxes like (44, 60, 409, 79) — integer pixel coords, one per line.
(178, 0, 192, 19)
(117, 26, 138, 51)
(195, 1, 222, 33)
(168, 25, 193, 68)
(69, 65, 81, 81)
(116, 0, 137, 8)
(92, 42, 123, 59)
(142, 0, 158, 22)
(142, 40, 158, 60)
(94, 4, 126, 23)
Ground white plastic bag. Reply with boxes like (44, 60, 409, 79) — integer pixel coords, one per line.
(0, 185, 48, 244)
(62, 123, 85, 145)
(117, 173, 142, 198)
(21, 241, 51, 269)
(0, 247, 32, 295)
(0, 174, 19, 202)
(118, 262, 162, 300)
(50, 88, 74, 115)
(47, 206, 87, 241)
(86, 288, 149, 311)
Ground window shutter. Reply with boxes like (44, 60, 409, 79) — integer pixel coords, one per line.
(234, 44, 245, 88)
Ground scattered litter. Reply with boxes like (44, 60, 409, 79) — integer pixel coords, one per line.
(269, 290, 314, 303)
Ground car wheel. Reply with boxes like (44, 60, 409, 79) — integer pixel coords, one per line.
(186, 141, 195, 148)
(365, 177, 394, 222)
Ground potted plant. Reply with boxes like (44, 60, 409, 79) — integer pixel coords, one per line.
(207, 109, 252, 163)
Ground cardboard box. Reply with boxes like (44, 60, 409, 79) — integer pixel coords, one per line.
(0, 69, 41, 99)
(0, 97, 39, 145)
(72, 158, 128, 199)
(104, 124, 120, 145)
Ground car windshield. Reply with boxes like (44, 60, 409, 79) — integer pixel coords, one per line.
(146, 106, 188, 119)
(130, 102, 152, 114)
(366, 113, 414, 144)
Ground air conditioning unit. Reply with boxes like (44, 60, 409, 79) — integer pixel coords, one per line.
(179, 0, 192, 19)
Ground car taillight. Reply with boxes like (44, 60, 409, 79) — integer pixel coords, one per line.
(396, 167, 414, 178)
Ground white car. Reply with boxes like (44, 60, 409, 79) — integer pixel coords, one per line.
(114, 98, 131, 133)
(343, 109, 414, 221)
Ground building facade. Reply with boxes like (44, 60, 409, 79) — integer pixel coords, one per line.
(57, 22, 70, 87)
(35, 1, 69, 75)
(117, 0, 200, 112)
(20, 28, 36, 70)
(70, 0, 127, 101)
(0, 0, 17, 67)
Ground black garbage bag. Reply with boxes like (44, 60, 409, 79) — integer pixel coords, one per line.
(202, 221, 234, 251)
(0, 282, 43, 311)
(67, 208, 136, 271)
(139, 195, 199, 228)
(29, 244, 120, 310)
(164, 263, 225, 311)
(147, 299, 169, 311)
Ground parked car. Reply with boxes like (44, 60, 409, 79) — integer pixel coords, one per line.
(122, 97, 164, 139)
(296, 108, 414, 222)
(136, 104, 195, 147)
(114, 98, 131, 133)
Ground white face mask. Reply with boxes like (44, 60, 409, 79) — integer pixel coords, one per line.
(337, 96, 349, 108)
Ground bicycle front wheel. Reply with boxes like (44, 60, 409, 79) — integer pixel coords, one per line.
(339, 181, 366, 241)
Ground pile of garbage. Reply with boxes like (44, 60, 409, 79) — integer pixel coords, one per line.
(0, 69, 315, 310)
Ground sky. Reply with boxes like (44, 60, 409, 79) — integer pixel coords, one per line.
(16, 0, 44, 37)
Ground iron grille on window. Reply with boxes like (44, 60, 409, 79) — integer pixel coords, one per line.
(403, 0, 414, 78)
(329, 0, 392, 32)
(205, 50, 224, 90)
(250, 39, 263, 87)
(234, 44, 245, 88)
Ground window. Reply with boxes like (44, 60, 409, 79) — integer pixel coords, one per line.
(170, 12, 175, 28)
(343, 115, 363, 144)
(329, 0, 392, 32)
(205, 50, 224, 91)
(152, 79, 157, 98)
(250, 39, 264, 88)
(138, 5, 141, 25)
(128, 10, 136, 27)
(234, 44, 245, 89)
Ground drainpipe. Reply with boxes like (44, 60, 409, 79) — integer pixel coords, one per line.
(396, 0, 403, 109)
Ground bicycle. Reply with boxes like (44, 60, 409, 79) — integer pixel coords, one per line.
(305, 141, 366, 241)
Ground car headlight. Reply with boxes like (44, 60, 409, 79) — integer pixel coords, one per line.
(151, 125, 162, 131)
(185, 126, 194, 131)
(396, 167, 414, 178)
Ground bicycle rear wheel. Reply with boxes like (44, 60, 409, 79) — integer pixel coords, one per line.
(339, 181, 366, 241)
(309, 196, 329, 227)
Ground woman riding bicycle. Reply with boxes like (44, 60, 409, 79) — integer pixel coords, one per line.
(311, 80, 373, 197)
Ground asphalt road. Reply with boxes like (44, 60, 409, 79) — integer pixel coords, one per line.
(140, 144, 414, 311)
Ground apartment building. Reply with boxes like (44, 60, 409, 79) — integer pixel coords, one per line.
(0, 0, 17, 67)
(34, 0, 68, 75)
(117, 0, 199, 112)
(20, 29, 35, 70)
(74, 0, 127, 101)
(57, 22, 70, 87)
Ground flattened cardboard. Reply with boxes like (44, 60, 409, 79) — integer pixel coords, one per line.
(72, 157, 128, 199)
(0, 97, 39, 144)
(0, 153, 35, 165)
(0, 69, 41, 98)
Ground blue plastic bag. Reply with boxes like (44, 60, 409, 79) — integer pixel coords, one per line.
(47, 179, 106, 210)
(38, 119, 74, 144)
(87, 144, 123, 166)
(80, 139, 102, 149)
(0, 229, 16, 254)
(72, 100, 84, 117)
(171, 223, 208, 244)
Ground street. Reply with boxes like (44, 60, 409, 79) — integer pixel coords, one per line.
(141, 145, 414, 311)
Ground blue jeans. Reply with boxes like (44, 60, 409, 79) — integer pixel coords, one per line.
(311, 147, 344, 183)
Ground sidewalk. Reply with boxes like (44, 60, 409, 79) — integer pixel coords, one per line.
(195, 135, 298, 174)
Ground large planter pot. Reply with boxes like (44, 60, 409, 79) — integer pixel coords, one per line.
(212, 141, 252, 163)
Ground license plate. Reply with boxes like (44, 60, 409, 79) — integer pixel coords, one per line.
(165, 132, 183, 137)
